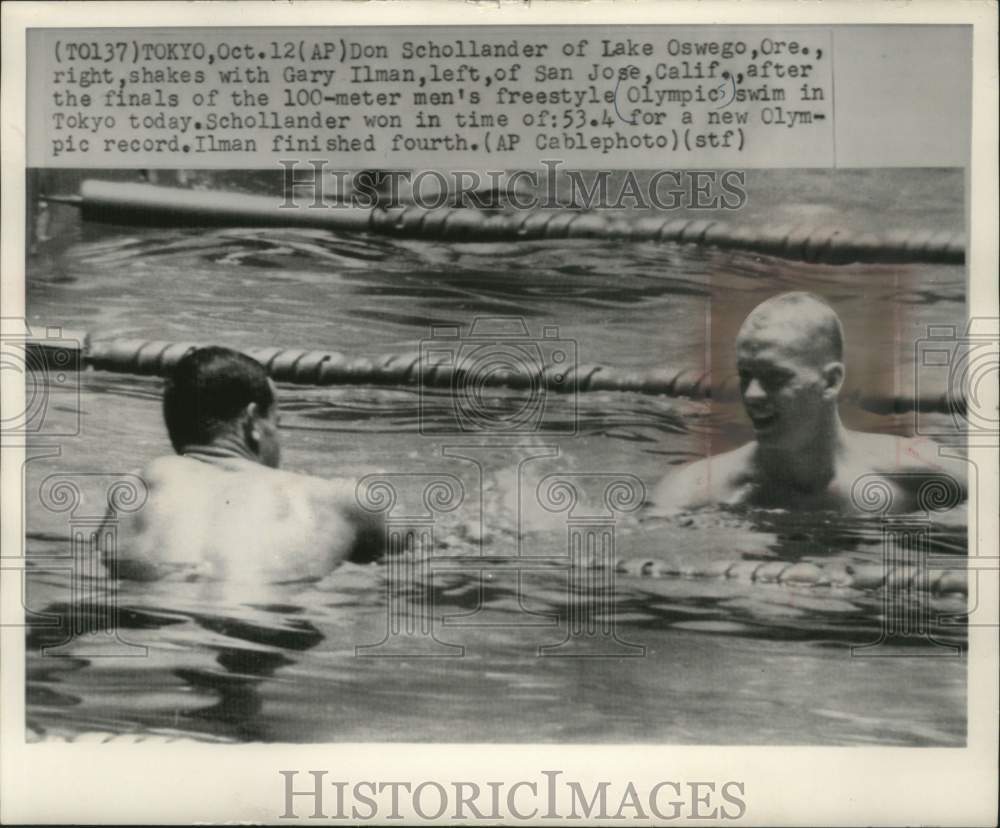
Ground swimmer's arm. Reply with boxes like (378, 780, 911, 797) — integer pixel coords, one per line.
(98, 505, 164, 581)
(341, 498, 386, 564)
(895, 438, 969, 499)
(94, 464, 169, 581)
(649, 458, 719, 516)
(320, 478, 387, 564)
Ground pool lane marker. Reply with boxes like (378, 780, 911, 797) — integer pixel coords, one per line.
(615, 556, 969, 596)
(26, 329, 961, 414)
(43, 180, 966, 266)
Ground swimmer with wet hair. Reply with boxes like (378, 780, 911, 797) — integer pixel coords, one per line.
(107, 346, 384, 581)
(652, 292, 967, 514)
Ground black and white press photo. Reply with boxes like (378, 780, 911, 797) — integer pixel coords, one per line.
(2, 6, 997, 826)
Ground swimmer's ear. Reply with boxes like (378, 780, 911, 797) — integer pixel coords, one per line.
(822, 361, 845, 398)
(243, 402, 263, 449)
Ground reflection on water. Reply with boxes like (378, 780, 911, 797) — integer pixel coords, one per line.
(26, 506, 967, 745)
(25, 169, 967, 745)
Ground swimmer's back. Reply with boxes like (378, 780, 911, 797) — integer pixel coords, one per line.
(111, 455, 382, 582)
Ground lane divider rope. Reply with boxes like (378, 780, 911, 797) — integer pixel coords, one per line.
(47, 180, 967, 266)
(27, 331, 960, 414)
(616, 556, 968, 596)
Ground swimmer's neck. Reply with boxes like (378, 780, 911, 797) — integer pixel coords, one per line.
(755, 409, 848, 491)
(179, 436, 262, 466)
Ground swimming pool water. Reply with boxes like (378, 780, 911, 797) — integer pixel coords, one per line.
(23, 168, 967, 744)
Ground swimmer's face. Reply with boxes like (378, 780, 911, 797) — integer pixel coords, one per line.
(736, 321, 843, 450)
(249, 381, 281, 468)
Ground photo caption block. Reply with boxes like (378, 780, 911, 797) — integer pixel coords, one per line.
(29, 26, 843, 168)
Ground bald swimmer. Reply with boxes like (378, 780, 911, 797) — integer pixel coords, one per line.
(106, 347, 383, 582)
(652, 292, 967, 514)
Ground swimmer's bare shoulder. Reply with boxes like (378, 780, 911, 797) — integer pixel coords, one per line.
(296, 471, 385, 565)
(103, 456, 183, 581)
(846, 431, 967, 493)
(650, 443, 756, 515)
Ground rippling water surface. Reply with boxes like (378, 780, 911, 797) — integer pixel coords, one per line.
(24, 169, 967, 745)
